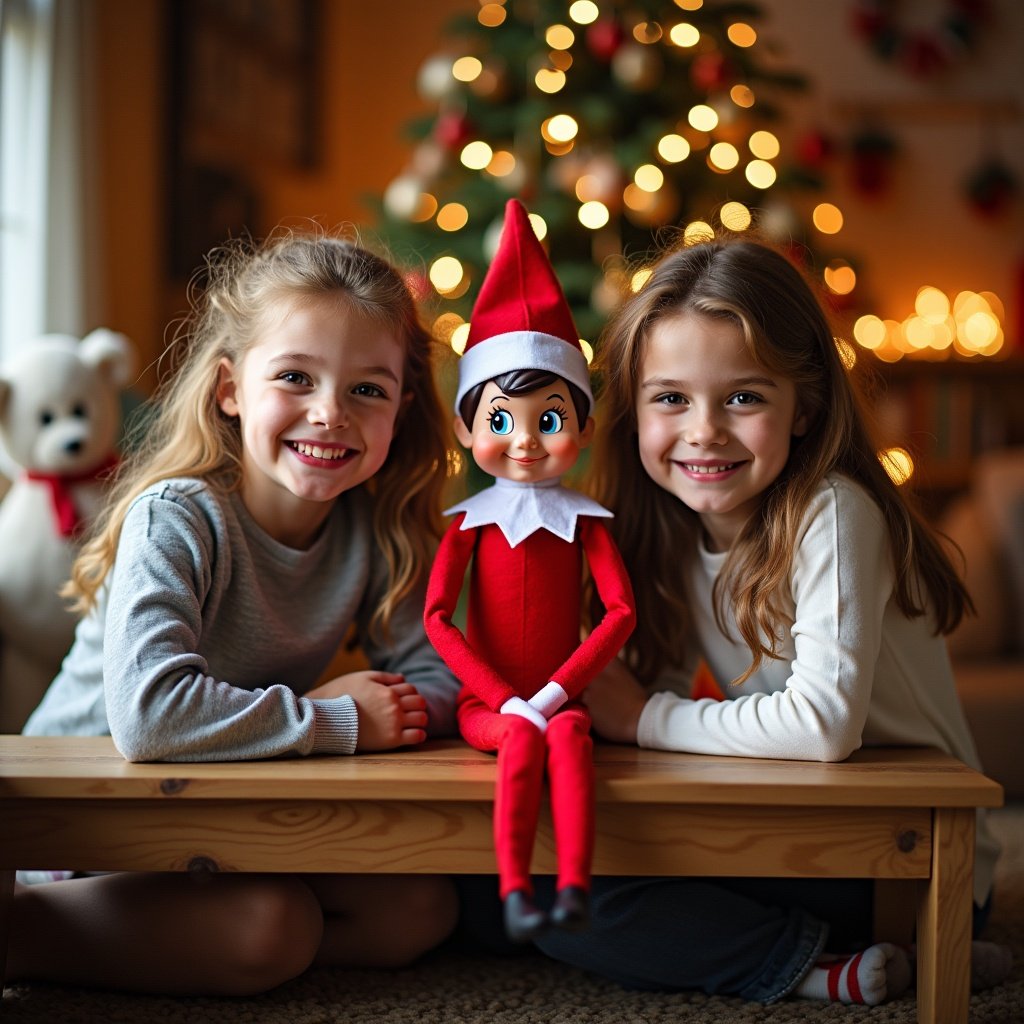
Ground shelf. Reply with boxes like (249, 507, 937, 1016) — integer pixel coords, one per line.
(859, 354, 1024, 516)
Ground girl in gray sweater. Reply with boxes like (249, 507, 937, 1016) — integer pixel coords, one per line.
(13, 230, 461, 995)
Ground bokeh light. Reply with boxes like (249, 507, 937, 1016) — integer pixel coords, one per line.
(568, 1, 599, 25)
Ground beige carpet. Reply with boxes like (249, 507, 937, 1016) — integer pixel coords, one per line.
(3, 803, 1022, 1023)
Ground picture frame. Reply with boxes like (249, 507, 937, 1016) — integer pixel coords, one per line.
(166, 0, 319, 278)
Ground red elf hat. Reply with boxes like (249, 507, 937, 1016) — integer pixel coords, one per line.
(454, 198, 593, 414)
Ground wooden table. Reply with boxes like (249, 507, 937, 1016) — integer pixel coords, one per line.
(0, 736, 1003, 1023)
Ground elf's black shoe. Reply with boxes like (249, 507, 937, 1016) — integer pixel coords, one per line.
(550, 886, 590, 932)
(503, 889, 549, 943)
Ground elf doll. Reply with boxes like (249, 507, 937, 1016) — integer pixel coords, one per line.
(424, 199, 636, 942)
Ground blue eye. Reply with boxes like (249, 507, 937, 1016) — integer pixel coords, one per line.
(539, 410, 564, 434)
(489, 409, 513, 435)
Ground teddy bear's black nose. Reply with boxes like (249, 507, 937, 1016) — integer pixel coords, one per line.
(65, 439, 83, 454)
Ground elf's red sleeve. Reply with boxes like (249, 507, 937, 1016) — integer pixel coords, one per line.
(423, 515, 519, 710)
(546, 517, 636, 703)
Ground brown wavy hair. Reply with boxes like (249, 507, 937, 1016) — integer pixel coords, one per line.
(67, 227, 449, 638)
(589, 235, 972, 685)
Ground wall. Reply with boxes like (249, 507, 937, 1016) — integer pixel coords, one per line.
(757, 0, 1024, 342)
(87, 0, 466, 387)
(85, 0, 1024, 387)
(87, 0, 165, 391)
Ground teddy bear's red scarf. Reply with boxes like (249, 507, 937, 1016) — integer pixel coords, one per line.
(24, 455, 120, 538)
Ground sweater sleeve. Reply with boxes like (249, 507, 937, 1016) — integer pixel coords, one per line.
(104, 492, 356, 762)
(423, 517, 519, 711)
(638, 479, 892, 762)
(547, 517, 636, 701)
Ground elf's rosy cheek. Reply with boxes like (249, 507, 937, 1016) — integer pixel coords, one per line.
(545, 435, 581, 458)
(474, 436, 509, 461)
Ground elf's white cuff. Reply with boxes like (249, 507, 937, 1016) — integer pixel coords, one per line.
(529, 681, 568, 719)
(500, 695, 548, 733)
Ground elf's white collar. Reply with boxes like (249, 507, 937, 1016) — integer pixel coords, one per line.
(445, 476, 612, 548)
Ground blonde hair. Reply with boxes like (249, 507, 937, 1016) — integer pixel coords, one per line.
(591, 235, 972, 684)
(68, 228, 449, 637)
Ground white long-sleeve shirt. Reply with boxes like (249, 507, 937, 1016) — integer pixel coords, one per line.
(637, 473, 999, 904)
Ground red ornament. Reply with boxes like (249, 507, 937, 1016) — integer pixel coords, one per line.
(901, 34, 948, 77)
(849, 128, 897, 197)
(434, 111, 474, 152)
(404, 270, 432, 302)
(965, 158, 1018, 218)
(586, 19, 625, 62)
(784, 241, 810, 268)
(690, 52, 733, 92)
(825, 289, 858, 315)
(795, 129, 836, 170)
(850, 3, 886, 38)
(851, 0, 992, 79)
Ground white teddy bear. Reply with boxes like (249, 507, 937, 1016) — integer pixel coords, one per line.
(0, 329, 134, 733)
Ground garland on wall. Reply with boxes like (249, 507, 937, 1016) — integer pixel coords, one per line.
(847, 0, 1018, 218)
(851, 0, 992, 78)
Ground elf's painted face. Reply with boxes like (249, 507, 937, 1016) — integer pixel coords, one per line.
(455, 378, 594, 483)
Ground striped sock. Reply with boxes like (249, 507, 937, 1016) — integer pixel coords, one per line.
(795, 943, 912, 1005)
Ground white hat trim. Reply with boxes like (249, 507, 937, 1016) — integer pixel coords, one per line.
(455, 331, 593, 413)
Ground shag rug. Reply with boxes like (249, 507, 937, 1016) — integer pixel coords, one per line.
(4, 804, 1022, 1024)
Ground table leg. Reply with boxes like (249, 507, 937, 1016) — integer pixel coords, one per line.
(916, 807, 974, 1024)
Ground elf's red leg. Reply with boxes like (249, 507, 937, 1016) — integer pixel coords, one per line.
(457, 696, 546, 900)
(545, 705, 594, 893)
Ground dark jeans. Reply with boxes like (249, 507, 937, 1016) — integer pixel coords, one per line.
(455, 874, 992, 1004)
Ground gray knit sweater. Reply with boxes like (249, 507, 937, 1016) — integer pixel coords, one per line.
(24, 478, 459, 761)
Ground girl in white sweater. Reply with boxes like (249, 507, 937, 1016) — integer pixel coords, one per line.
(532, 235, 1007, 1005)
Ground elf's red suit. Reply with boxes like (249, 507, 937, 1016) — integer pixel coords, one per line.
(423, 197, 635, 933)
(424, 506, 635, 899)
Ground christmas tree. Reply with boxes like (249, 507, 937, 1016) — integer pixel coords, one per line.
(373, 0, 852, 352)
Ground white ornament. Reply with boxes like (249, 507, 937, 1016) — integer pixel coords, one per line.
(592, 275, 624, 315)
(383, 175, 424, 219)
(483, 216, 506, 260)
(417, 54, 457, 100)
(758, 201, 798, 242)
(412, 140, 446, 179)
(612, 43, 662, 91)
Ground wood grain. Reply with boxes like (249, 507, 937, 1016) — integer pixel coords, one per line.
(0, 735, 1003, 1024)
(0, 737, 1004, 807)
(917, 807, 975, 1024)
(0, 800, 932, 878)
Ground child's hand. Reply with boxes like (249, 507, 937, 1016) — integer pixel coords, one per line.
(582, 659, 648, 744)
(307, 671, 428, 750)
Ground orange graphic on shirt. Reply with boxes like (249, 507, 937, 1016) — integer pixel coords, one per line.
(690, 659, 727, 701)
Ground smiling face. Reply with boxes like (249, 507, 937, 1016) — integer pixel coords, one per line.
(216, 293, 406, 547)
(635, 309, 808, 552)
(454, 377, 594, 484)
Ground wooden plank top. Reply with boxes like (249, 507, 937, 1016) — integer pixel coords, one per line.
(0, 736, 1003, 808)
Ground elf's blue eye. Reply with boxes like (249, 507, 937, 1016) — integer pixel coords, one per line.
(489, 410, 513, 435)
(539, 410, 564, 434)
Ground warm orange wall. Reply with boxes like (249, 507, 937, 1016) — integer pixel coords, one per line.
(89, 0, 164, 391)
(253, 0, 468, 232)
(88, 0, 466, 389)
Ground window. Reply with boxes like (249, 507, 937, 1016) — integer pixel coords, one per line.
(0, 0, 84, 363)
